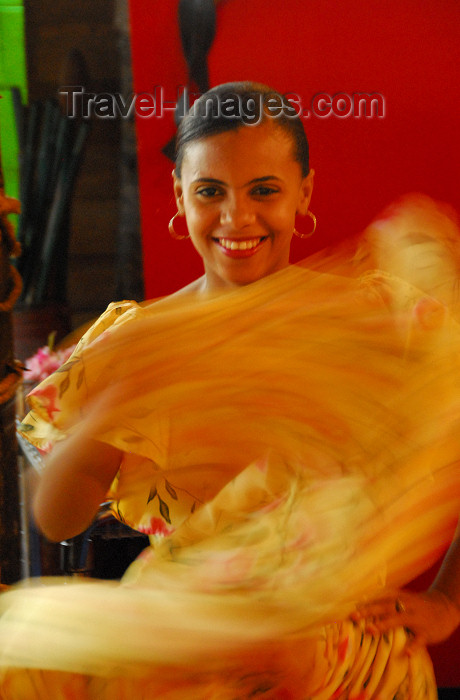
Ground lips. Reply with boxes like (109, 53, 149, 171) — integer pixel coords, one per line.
(213, 236, 268, 258)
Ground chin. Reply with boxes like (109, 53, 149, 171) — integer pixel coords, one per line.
(225, 271, 268, 287)
(211, 259, 281, 289)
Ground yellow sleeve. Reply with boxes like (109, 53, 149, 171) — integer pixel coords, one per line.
(17, 301, 144, 453)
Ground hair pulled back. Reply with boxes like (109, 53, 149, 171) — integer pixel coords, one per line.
(175, 82, 310, 178)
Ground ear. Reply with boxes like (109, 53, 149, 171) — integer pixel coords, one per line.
(296, 169, 315, 216)
(172, 170, 186, 215)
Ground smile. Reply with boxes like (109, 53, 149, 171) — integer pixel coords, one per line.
(213, 236, 267, 258)
(217, 237, 266, 250)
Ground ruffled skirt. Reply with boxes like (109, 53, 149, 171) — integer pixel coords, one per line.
(1, 195, 459, 698)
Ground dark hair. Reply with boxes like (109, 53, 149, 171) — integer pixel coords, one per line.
(174, 81, 310, 178)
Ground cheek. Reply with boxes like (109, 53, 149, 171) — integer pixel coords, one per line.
(185, 211, 215, 254)
(183, 206, 203, 237)
(264, 203, 297, 236)
(183, 198, 213, 233)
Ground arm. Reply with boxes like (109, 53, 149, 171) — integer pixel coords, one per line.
(354, 517, 460, 647)
(33, 430, 122, 542)
(26, 302, 146, 542)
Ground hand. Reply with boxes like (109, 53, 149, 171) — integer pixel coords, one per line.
(352, 588, 460, 652)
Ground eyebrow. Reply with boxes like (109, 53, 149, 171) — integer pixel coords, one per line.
(192, 176, 282, 186)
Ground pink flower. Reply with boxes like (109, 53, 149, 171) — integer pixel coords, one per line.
(25, 344, 76, 382)
(37, 442, 53, 455)
(413, 297, 446, 330)
(138, 517, 175, 537)
(29, 384, 60, 420)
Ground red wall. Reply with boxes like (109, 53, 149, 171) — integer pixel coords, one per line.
(129, 0, 459, 299)
(129, 0, 459, 684)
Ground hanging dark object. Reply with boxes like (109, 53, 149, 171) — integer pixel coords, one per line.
(179, 0, 216, 93)
(162, 0, 217, 161)
(14, 98, 90, 306)
(0, 147, 23, 585)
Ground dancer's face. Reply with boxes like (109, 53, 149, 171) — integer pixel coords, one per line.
(173, 121, 314, 291)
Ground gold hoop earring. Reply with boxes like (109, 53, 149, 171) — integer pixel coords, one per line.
(293, 211, 317, 239)
(168, 212, 190, 240)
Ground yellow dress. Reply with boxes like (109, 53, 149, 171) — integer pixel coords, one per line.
(1, 196, 459, 699)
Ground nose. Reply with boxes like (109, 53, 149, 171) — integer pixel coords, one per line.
(220, 193, 255, 230)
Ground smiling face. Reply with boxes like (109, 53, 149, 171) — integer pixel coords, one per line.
(173, 121, 314, 291)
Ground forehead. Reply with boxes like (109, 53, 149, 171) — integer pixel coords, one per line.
(180, 122, 299, 182)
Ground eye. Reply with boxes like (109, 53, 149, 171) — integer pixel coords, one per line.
(251, 185, 278, 197)
(195, 186, 223, 198)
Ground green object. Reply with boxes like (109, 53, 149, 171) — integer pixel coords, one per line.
(0, 1, 27, 209)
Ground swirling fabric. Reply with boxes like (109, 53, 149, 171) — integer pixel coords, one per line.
(1, 196, 459, 698)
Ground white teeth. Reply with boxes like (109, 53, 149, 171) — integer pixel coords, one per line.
(218, 238, 262, 250)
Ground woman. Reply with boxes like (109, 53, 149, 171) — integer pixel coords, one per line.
(1, 82, 460, 699)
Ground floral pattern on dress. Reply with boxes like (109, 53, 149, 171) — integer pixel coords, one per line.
(11, 247, 459, 698)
